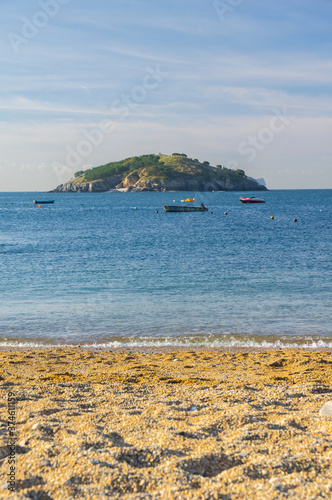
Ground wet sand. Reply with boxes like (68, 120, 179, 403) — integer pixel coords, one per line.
(1, 348, 332, 499)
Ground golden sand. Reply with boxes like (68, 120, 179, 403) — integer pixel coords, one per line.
(1, 348, 332, 499)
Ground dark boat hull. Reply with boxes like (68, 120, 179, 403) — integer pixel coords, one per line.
(33, 200, 54, 204)
(163, 205, 208, 212)
(240, 200, 265, 203)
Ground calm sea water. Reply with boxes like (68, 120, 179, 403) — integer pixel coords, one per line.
(0, 190, 331, 348)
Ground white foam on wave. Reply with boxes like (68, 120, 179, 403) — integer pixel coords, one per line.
(1, 337, 332, 349)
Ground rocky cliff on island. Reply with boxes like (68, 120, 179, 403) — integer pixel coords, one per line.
(51, 153, 267, 193)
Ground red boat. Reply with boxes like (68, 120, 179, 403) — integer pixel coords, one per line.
(240, 197, 266, 204)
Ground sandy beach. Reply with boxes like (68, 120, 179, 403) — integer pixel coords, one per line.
(1, 348, 332, 499)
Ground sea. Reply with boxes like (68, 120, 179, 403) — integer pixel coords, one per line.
(0, 190, 331, 349)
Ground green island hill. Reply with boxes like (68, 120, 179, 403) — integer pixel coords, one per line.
(51, 153, 267, 193)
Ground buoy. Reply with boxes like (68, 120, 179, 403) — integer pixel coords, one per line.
(224, 212, 227, 215)
(38, 205, 41, 207)
(270, 216, 274, 219)
(293, 218, 297, 222)
(210, 211, 213, 214)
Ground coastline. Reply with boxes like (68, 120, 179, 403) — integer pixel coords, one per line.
(1, 345, 332, 353)
(1, 348, 331, 499)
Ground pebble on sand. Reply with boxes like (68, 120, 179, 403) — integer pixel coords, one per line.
(319, 401, 332, 417)
(32, 423, 42, 430)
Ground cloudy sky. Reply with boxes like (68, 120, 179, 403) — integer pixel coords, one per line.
(1, 0, 331, 191)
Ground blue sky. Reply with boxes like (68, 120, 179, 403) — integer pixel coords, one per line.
(1, 0, 332, 190)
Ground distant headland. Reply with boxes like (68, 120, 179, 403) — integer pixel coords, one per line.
(50, 153, 267, 193)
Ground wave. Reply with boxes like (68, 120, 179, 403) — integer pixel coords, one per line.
(1, 336, 332, 349)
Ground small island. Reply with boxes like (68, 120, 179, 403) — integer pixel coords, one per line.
(51, 153, 267, 193)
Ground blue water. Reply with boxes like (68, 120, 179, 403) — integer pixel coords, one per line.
(0, 190, 331, 348)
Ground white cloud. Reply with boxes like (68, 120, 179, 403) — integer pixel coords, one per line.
(19, 163, 46, 172)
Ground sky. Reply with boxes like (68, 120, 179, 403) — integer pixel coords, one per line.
(1, 0, 332, 191)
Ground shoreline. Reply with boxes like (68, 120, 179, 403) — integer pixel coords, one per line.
(1, 345, 332, 353)
(1, 348, 332, 498)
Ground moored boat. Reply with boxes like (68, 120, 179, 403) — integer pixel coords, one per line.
(240, 197, 265, 204)
(163, 204, 208, 212)
(33, 200, 54, 204)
